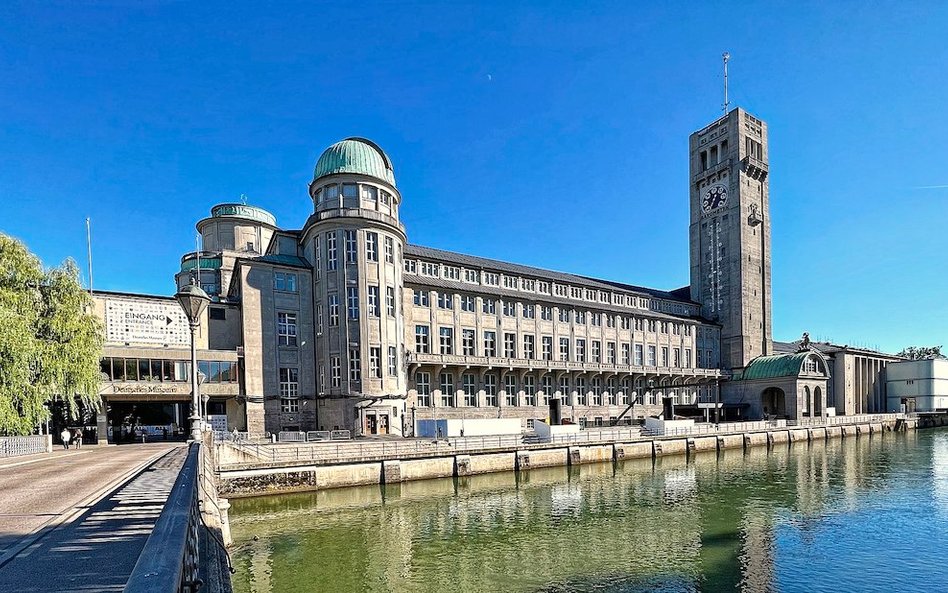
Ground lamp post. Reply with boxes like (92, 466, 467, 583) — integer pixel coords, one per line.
(176, 279, 211, 441)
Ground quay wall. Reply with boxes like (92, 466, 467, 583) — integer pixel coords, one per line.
(218, 418, 917, 497)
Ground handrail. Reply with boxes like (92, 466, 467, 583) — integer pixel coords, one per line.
(124, 443, 201, 593)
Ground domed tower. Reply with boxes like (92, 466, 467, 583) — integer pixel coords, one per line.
(301, 138, 408, 435)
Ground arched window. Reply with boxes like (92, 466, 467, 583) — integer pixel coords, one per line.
(804, 355, 818, 374)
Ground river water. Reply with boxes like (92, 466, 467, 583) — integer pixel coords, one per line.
(229, 429, 948, 592)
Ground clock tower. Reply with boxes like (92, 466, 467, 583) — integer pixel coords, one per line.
(689, 107, 772, 370)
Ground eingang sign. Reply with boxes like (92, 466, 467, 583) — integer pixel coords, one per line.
(105, 297, 191, 346)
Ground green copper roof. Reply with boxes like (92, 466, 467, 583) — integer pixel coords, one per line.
(210, 203, 277, 226)
(313, 137, 395, 186)
(736, 352, 812, 381)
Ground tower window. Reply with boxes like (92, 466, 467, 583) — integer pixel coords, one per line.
(700, 151, 708, 171)
(710, 146, 718, 166)
(721, 140, 728, 156)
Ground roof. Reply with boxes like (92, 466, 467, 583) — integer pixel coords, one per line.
(405, 244, 696, 305)
(313, 137, 396, 186)
(250, 254, 311, 268)
(774, 340, 902, 359)
(736, 352, 813, 381)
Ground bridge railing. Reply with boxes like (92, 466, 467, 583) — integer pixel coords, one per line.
(0, 435, 51, 458)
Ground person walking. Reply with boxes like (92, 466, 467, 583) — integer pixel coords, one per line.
(73, 427, 83, 449)
(60, 428, 71, 450)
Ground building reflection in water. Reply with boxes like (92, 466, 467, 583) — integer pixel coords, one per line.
(229, 430, 940, 593)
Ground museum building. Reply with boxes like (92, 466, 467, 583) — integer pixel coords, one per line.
(91, 107, 902, 441)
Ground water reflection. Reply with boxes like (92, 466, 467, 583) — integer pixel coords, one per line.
(230, 430, 948, 593)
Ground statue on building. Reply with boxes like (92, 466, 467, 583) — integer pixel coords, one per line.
(799, 332, 811, 351)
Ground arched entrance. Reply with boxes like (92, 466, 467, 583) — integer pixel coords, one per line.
(761, 387, 787, 418)
(814, 386, 823, 417)
(803, 386, 812, 417)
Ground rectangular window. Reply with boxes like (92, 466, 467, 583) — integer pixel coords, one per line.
(524, 376, 536, 406)
(342, 183, 358, 200)
(404, 259, 417, 274)
(462, 329, 476, 356)
(460, 295, 475, 312)
(277, 312, 298, 346)
(345, 230, 357, 264)
(559, 337, 570, 361)
(648, 345, 657, 366)
(369, 347, 382, 378)
(484, 331, 497, 357)
(462, 373, 477, 406)
(504, 375, 517, 406)
(591, 313, 601, 326)
(523, 335, 535, 360)
(367, 285, 381, 317)
(673, 347, 681, 368)
(607, 342, 616, 365)
(661, 347, 668, 367)
(437, 292, 453, 309)
(274, 272, 298, 293)
(314, 236, 320, 280)
(541, 306, 552, 321)
(575, 311, 586, 325)
(591, 340, 601, 363)
(416, 372, 431, 406)
(558, 308, 570, 323)
(420, 261, 439, 277)
(503, 301, 516, 317)
(324, 184, 339, 205)
(576, 339, 586, 363)
(365, 232, 379, 262)
(484, 374, 497, 406)
(388, 346, 397, 376)
(440, 372, 455, 407)
(413, 289, 430, 307)
(685, 349, 692, 368)
(542, 336, 553, 361)
(279, 367, 299, 397)
(622, 343, 631, 365)
(386, 286, 396, 317)
(707, 349, 714, 367)
(326, 232, 337, 271)
(328, 294, 339, 326)
(347, 287, 359, 320)
(415, 325, 430, 353)
(280, 398, 299, 413)
(463, 269, 479, 283)
(482, 272, 499, 286)
(504, 333, 517, 358)
(362, 184, 378, 203)
(635, 344, 644, 366)
(541, 375, 553, 406)
(316, 304, 323, 333)
(349, 348, 361, 382)
(560, 377, 570, 405)
(591, 378, 602, 405)
(482, 299, 496, 314)
(330, 356, 341, 388)
(523, 304, 535, 319)
(384, 236, 394, 263)
(439, 327, 454, 355)
(576, 377, 587, 405)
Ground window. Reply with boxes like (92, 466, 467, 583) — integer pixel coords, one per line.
(635, 344, 644, 366)
(440, 372, 455, 407)
(620, 316, 631, 330)
(347, 287, 359, 320)
(504, 333, 517, 358)
(439, 327, 454, 354)
(462, 373, 477, 406)
(575, 311, 586, 325)
(523, 335, 535, 360)
(443, 266, 460, 281)
(605, 314, 615, 329)
(576, 377, 587, 405)
(607, 342, 616, 365)
(416, 372, 431, 406)
(413, 289, 430, 307)
(607, 378, 617, 405)
(591, 340, 601, 363)
(380, 190, 391, 206)
(591, 378, 602, 405)
(362, 184, 378, 203)
(558, 309, 570, 323)
(404, 259, 417, 274)
(559, 338, 570, 361)
(344, 230, 357, 264)
(503, 301, 516, 317)
(420, 261, 439, 277)
(647, 345, 656, 366)
(367, 285, 381, 316)
(330, 357, 341, 388)
(359, 348, 377, 380)
(316, 304, 323, 333)
(462, 329, 475, 356)
(483, 272, 499, 286)
(542, 336, 553, 361)
(342, 183, 358, 200)
(415, 325, 430, 353)
(673, 347, 681, 368)
(328, 294, 339, 326)
(386, 286, 396, 317)
(647, 319, 656, 332)
(524, 376, 536, 406)
(541, 306, 552, 321)
(388, 346, 397, 376)
(503, 275, 518, 290)
(523, 304, 535, 319)
(591, 313, 601, 327)
(522, 278, 535, 291)
(541, 375, 553, 406)
(438, 292, 453, 309)
(277, 313, 298, 346)
(463, 269, 479, 283)
(323, 184, 339, 205)
(460, 295, 475, 312)
(280, 398, 299, 413)
(279, 368, 299, 397)
(504, 375, 517, 405)
(274, 272, 298, 292)
(326, 232, 337, 270)
(560, 377, 570, 405)
(484, 374, 498, 406)
(537, 281, 550, 294)
(576, 339, 586, 362)
(384, 237, 394, 263)
(706, 349, 714, 368)
(661, 347, 668, 367)
(622, 343, 631, 365)
(804, 357, 818, 373)
(685, 349, 692, 368)
(484, 331, 497, 357)
(365, 232, 379, 262)
(349, 348, 361, 382)
(482, 299, 496, 315)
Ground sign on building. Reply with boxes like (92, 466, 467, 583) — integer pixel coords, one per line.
(105, 297, 191, 346)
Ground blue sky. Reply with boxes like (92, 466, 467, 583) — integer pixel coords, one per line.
(2, 1, 946, 353)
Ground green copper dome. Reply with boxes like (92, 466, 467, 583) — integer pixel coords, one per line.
(313, 137, 396, 186)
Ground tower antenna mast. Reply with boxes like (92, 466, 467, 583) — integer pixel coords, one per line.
(722, 52, 730, 113)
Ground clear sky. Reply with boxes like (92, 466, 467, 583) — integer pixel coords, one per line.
(2, 1, 946, 354)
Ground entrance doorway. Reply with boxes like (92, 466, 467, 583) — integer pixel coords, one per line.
(761, 387, 787, 418)
(364, 413, 390, 435)
(106, 401, 188, 443)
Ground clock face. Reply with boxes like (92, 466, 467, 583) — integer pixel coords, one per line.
(701, 183, 728, 213)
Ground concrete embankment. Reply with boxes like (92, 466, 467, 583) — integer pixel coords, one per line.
(218, 418, 918, 497)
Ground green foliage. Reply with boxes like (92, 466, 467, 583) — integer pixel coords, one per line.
(897, 345, 945, 360)
(0, 234, 104, 435)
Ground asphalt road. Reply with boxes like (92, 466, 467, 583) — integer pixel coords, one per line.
(0, 443, 185, 592)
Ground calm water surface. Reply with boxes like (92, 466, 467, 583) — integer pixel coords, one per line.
(229, 429, 948, 592)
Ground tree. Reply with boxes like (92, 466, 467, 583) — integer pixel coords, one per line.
(0, 234, 103, 435)
(896, 345, 945, 360)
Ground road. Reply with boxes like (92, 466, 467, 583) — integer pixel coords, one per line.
(0, 443, 185, 592)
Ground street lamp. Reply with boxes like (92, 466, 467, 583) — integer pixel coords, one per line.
(176, 279, 211, 441)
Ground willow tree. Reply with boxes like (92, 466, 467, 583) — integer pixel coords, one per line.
(0, 234, 104, 435)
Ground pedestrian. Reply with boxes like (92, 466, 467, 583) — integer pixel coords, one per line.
(73, 427, 83, 449)
(60, 428, 71, 450)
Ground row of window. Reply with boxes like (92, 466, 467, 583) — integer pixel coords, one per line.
(313, 230, 397, 279)
(99, 358, 238, 383)
(312, 346, 400, 389)
(414, 326, 713, 367)
(313, 183, 395, 210)
(413, 371, 706, 407)
(413, 290, 695, 335)
(404, 259, 697, 317)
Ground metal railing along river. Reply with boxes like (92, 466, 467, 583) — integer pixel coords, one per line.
(0, 435, 50, 458)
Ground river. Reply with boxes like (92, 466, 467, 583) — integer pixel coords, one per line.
(229, 429, 948, 592)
